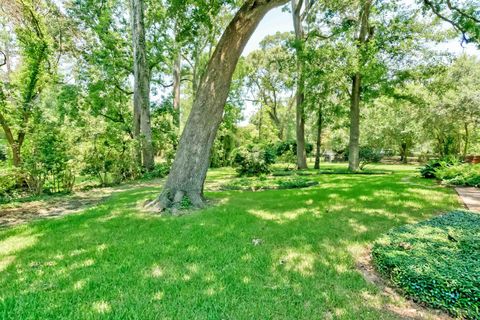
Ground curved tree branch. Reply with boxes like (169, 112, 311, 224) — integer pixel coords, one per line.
(0, 50, 6, 67)
(423, 0, 473, 43)
(445, 0, 480, 24)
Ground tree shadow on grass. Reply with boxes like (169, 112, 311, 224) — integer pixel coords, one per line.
(0, 172, 460, 319)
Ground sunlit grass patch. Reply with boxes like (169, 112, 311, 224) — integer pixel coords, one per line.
(0, 164, 462, 319)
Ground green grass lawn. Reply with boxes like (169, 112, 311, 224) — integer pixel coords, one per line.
(0, 164, 461, 319)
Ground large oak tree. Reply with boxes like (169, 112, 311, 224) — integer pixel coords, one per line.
(147, 0, 288, 211)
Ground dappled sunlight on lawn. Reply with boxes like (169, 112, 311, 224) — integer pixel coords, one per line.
(92, 300, 111, 314)
(0, 165, 462, 319)
(0, 231, 40, 273)
(0, 233, 39, 257)
(273, 247, 316, 276)
(247, 208, 314, 223)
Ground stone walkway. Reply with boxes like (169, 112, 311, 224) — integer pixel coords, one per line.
(455, 187, 480, 211)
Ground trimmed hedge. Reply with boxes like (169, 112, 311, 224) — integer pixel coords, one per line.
(372, 211, 480, 319)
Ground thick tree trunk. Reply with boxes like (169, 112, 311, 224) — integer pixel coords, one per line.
(348, 74, 361, 171)
(348, 0, 372, 172)
(147, 0, 288, 212)
(131, 0, 154, 171)
(292, 0, 308, 169)
(314, 106, 322, 170)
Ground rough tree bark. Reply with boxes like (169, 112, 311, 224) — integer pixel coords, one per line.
(291, 0, 308, 169)
(131, 0, 154, 171)
(314, 105, 322, 169)
(348, 0, 372, 172)
(173, 50, 181, 126)
(348, 73, 361, 171)
(147, 0, 288, 211)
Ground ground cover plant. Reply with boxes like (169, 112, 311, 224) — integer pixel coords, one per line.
(372, 211, 480, 318)
(220, 175, 318, 191)
(0, 164, 461, 319)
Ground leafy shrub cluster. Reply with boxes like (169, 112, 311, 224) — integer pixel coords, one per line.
(0, 145, 6, 162)
(358, 146, 383, 168)
(420, 156, 460, 179)
(372, 211, 480, 319)
(435, 164, 480, 187)
(233, 145, 276, 176)
(82, 134, 141, 186)
(274, 140, 313, 168)
(343, 146, 384, 169)
(141, 163, 170, 180)
(0, 168, 21, 202)
(420, 156, 480, 187)
(22, 128, 76, 195)
(275, 140, 313, 157)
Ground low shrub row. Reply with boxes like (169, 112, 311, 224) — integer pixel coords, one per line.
(221, 176, 318, 191)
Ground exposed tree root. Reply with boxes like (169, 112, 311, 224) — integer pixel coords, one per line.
(145, 188, 206, 214)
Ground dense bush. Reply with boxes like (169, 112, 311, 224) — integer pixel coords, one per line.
(233, 145, 276, 176)
(435, 164, 480, 187)
(358, 146, 383, 169)
(22, 128, 75, 195)
(0, 168, 21, 202)
(343, 146, 383, 169)
(372, 211, 480, 319)
(275, 140, 313, 157)
(419, 155, 460, 179)
(82, 135, 141, 186)
(151, 103, 179, 165)
(419, 156, 479, 187)
(0, 145, 6, 162)
(141, 163, 170, 180)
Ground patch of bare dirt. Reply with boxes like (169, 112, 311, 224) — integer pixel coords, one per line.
(0, 179, 164, 228)
(356, 247, 453, 320)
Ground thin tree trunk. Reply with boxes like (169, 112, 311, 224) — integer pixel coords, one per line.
(348, 0, 372, 172)
(148, 0, 288, 211)
(292, 0, 308, 169)
(314, 106, 322, 170)
(173, 50, 182, 127)
(400, 142, 408, 164)
(348, 74, 361, 171)
(463, 122, 469, 157)
(11, 144, 21, 167)
(131, 0, 154, 171)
